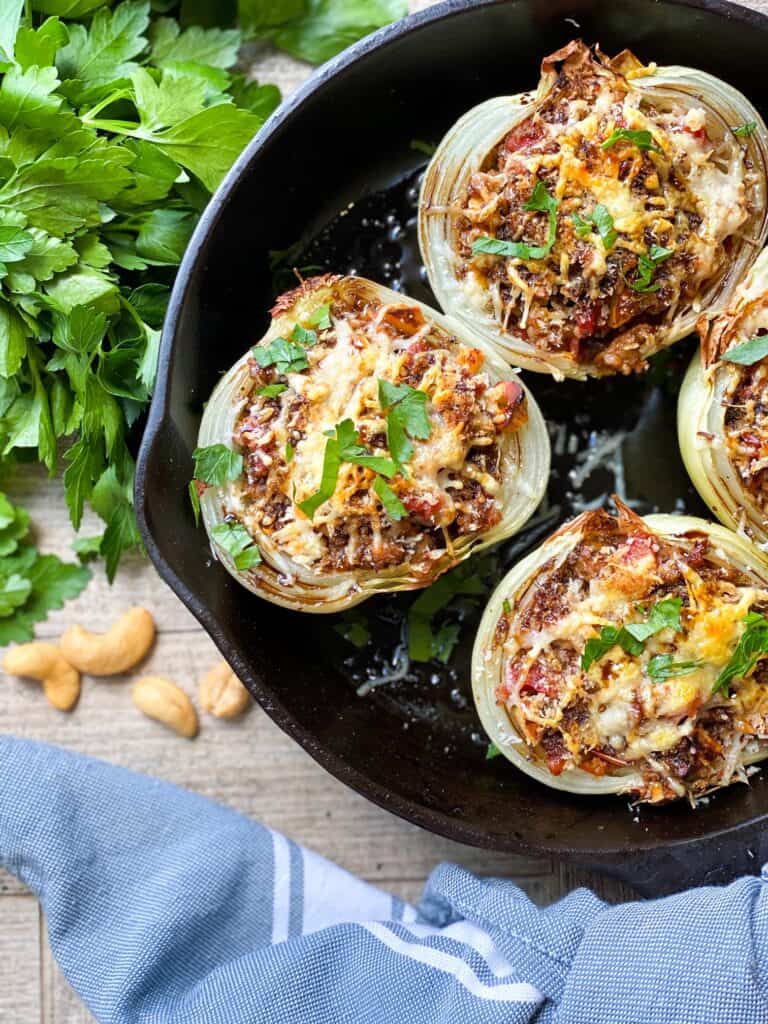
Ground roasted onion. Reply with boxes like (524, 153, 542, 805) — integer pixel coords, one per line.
(197, 275, 550, 613)
(472, 503, 768, 802)
(419, 40, 768, 380)
(679, 246, 768, 545)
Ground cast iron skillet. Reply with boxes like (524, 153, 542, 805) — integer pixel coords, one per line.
(136, 0, 768, 896)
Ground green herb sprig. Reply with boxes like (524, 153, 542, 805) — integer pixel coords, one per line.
(713, 610, 768, 696)
(630, 244, 673, 293)
(572, 204, 617, 250)
(601, 127, 661, 153)
(378, 379, 431, 468)
(472, 180, 559, 261)
(582, 597, 683, 671)
(722, 335, 768, 366)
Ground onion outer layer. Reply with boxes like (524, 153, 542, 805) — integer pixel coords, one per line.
(678, 247, 768, 546)
(471, 512, 768, 797)
(197, 276, 551, 614)
(419, 60, 768, 380)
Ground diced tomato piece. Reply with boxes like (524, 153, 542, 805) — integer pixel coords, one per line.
(519, 661, 560, 699)
(574, 301, 600, 339)
(400, 490, 446, 526)
(503, 121, 545, 153)
(683, 124, 709, 141)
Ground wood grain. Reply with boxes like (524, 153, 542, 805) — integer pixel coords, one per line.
(1, 0, 765, 1018)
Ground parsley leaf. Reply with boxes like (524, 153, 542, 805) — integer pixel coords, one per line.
(192, 444, 243, 485)
(713, 610, 768, 696)
(378, 379, 431, 467)
(241, 0, 408, 65)
(733, 121, 757, 138)
(211, 520, 261, 570)
(623, 597, 683, 642)
(408, 562, 485, 662)
(334, 611, 370, 648)
(373, 474, 406, 521)
(582, 598, 683, 671)
(188, 480, 201, 526)
(257, 383, 288, 398)
(299, 419, 397, 519)
(486, 741, 502, 760)
(307, 303, 332, 330)
(472, 179, 559, 261)
(571, 205, 617, 250)
(253, 337, 309, 374)
(601, 127, 661, 153)
(647, 654, 703, 682)
(0, 489, 90, 643)
(290, 323, 317, 347)
(630, 244, 673, 293)
(722, 335, 768, 366)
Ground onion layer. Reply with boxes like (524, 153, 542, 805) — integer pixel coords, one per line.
(419, 43, 768, 380)
(197, 276, 550, 613)
(679, 247, 768, 546)
(471, 509, 768, 799)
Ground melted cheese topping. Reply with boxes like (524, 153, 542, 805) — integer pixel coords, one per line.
(230, 290, 527, 577)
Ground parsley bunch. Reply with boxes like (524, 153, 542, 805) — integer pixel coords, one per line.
(0, 488, 90, 643)
(0, 0, 284, 579)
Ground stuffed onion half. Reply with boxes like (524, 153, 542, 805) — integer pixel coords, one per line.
(472, 501, 768, 803)
(679, 247, 768, 545)
(420, 40, 768, 380)
(196, 275, 549, 613)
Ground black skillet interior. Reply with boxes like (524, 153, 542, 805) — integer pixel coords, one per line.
(136, 0, 768, 896)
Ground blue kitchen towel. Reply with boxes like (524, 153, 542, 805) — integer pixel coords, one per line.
(1, 735, 767, 1024)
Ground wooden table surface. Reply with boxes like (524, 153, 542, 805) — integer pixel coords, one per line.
(2, 1, 766, 1018)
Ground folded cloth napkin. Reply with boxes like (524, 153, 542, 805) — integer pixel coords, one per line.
(1, 736, 768, 1024)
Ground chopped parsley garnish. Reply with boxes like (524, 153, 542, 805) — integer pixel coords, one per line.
(334, 612, 370, 648)
(713, 610, 768, 696)
(253, 337, 309, 374)
(486, 742, 502, 760)
(571, 204, 617, 250)
(472, 180, 559, 261)
(647, 654, 703, 682)
(630, 244, 673, 293)
(581, 598, 683, 671)
(285, 442, 295, 463)
(410, 138, 438, 156)
(192, 444, 243, 485)
(188, 481, 201, 526)
(733, 121, 757, 138)
(257, 383, 288, 398)
(722, 335, 768, 366)
(298, 419, 397, 519)
(601, 128, 661, 153)
(373, 475, 406, 521)
(290, 323, 318, 347)
(408, 562, 486, 663)
(378, 380, 431, 467)
(307, 304, 332, 330)
(211, 521, 261, 570)
(502, 598, 512, 615)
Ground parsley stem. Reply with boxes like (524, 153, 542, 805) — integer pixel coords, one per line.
(81, 89, 135, 125)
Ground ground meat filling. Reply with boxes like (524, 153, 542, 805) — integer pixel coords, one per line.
(723, 349, 768, 510)
(455, 43, 747, 372)
(496, 505, 768, 803)
(231, 286, 528, 576)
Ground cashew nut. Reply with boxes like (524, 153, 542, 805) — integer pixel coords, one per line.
(3, 643, 81, 712)
(60, 607, 156, 676)
(199, 661, 251, 719)
(132, 676, 199, 738)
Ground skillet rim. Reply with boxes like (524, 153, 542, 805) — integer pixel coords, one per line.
(135, 0, 768, 868)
